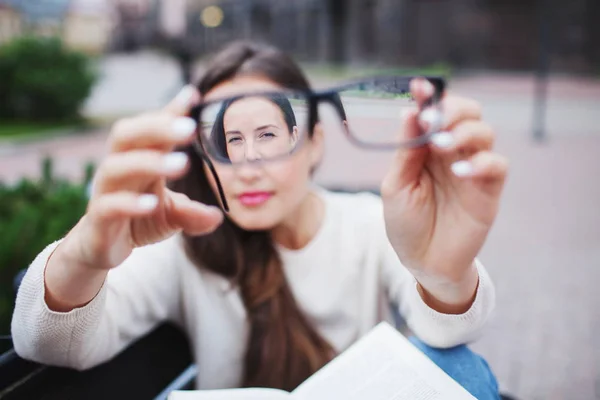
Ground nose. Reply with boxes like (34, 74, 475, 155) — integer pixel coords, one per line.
(235, 161, 262, 184)
(244, 141, 262, 162)
(234, 142, 263, 183)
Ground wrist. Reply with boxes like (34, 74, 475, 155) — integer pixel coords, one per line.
(414, 262, 479, 314)
(63, 216, 112, 270)
(44, 236, 108, 312)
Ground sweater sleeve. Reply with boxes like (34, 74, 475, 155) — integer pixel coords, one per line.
(381, 245, 496, 348)
(11, 235, 184, 370)
(358, 192, 496, 348)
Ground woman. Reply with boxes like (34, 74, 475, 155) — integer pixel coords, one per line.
(11, 41, 507, 398)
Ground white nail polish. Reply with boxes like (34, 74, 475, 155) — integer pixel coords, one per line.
(422, 80, 434, 97)
(138, 194, 159, 210)
(172, 117, 197, 138)
(419, 108, 444, 133)
(430, 132, 454, 148)
(162, 152, 188, 173)
(451, 161, 473, 177)
(176, 85, 194, 107)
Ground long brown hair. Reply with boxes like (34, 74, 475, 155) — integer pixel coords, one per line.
(169, 41, 334, 391)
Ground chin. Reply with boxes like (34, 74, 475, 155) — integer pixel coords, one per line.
(227, 207, 281, 231)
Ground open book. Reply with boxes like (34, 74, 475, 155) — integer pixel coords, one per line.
(169, 322, 476, 400)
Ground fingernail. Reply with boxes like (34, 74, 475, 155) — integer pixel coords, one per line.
(430, 132, 454, 148)
(422, 80, 434, 97)
(176, 85, 195, 107)
(451, 160, 473, 177)
(419, 108, 444, 133)
(138, 194, 159, 210)
(172, 117, 197, 138)
(162, 152, 188, 173)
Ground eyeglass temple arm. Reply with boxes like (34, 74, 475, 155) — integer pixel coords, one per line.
(192, 140, 230, 212)
(205, 156, 229, 213)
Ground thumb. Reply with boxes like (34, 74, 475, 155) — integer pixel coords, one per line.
(163, 85, 200, 116)
(382, 108, 429, 192)
(167, 190, 223, 236)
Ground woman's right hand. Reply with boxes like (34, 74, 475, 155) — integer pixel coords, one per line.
(72, 85, 223, 271)
(43, 87, 223, 311)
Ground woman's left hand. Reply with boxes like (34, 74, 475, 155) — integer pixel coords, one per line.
(381, 78, 508, 313)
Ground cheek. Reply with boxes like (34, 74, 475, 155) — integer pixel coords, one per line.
(261, 158, 313, 211)
(270, 153, 313, 195)
(269, 162, 310, 204)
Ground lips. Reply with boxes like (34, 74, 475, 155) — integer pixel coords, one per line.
(238, 191, 273, 206)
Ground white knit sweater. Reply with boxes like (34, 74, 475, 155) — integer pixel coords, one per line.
(11, 189, 495, 390)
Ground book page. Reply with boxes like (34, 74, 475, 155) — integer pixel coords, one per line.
(169, 388, 289, 400)
(291, 322, 476, 400)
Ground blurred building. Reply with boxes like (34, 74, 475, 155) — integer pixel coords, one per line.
(0, 2, 21, 43)
(0, 0, 113, 53)
(0, 0, 598, 73)
(63, 0, 114, 53)
(176, 0, 600, 74)
(0, 0, 70, 39)
(109, 0, 155, 52)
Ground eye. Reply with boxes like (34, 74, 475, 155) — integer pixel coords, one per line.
(227, 136, 243, 144)
(259, 132, 276, 140)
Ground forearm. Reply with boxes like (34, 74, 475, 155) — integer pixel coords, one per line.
(44, 234, 108, 312)
(412, 262, 479, 314)
(12, 240, 111, 369)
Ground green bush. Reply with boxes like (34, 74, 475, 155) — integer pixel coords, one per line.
(0, 159, 94, 338)
(0, 36, 97, 122)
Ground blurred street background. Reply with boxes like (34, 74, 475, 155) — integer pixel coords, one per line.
(0, 1, 599, 399)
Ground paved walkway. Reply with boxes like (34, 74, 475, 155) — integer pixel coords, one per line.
(1, 52, 600, 400)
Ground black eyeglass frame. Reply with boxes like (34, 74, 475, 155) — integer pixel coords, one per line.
(188, 75, 446, 212)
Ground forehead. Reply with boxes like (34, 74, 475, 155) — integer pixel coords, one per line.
(204, 75, 284, 102)
(224, 97, 283, 127)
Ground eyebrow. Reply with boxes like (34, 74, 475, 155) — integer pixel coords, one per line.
(225, 124, 278, 135)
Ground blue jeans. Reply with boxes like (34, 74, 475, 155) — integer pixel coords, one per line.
(409, 337, 500, 400)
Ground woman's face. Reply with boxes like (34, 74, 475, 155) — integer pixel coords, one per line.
(203, 75, 322, 231)
(222, 97, 299, 164)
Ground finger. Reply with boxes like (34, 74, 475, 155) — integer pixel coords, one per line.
(410, 78, 445, 134)
(93, 151, 189, 195)
(381, 108, 429, 194)
(450, 151, 509, 182)
(409, 78, 436, 108)
(167, 190, 223, 236)
(88, 192, 160, 223)
(109, 113, 197, 153)
(422, 95, 482, 133)
(429, 121, 495, 154)
(163, 85, 201, 116)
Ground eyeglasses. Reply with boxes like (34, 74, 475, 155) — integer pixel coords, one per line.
(189, 75, 446, 211)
